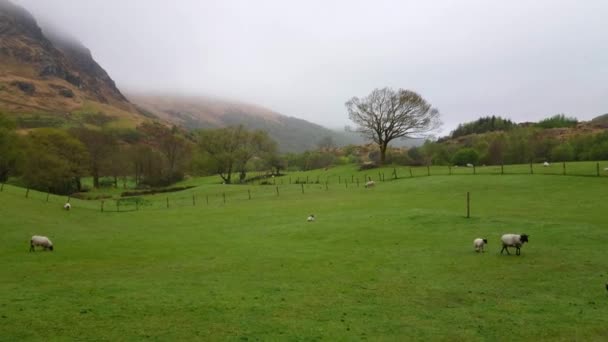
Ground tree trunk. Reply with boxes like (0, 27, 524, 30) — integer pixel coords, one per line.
(93, 171, 99, 188)
(379, 142, 388, 165)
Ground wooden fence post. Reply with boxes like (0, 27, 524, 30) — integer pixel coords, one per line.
(409, 168, 413, 177)
(25, 188, 29, 198)
(393, 168, 397, 179)
(351, 175, 354, 182)
(101, 200, 104, 212)
(325, 182, 329, 191)
(301, 183, 304, 194)
(597, 162, 600, 176)
(530, 162, 533, 174)
(466, 192, 470, 218)
(248, 189, 251, 200)
(357, 178, 360, 187)
(563, 162, 566, 175)
(276, 186, 279, 196)
(166, 197, 169, 208)
(46, 192, 50, 202)
(306, 176, 309, 184)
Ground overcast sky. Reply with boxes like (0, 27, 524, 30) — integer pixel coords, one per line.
(13, 0, 608, 133)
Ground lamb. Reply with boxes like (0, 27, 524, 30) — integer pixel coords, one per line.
(30, 235, 54, 252)
(63, 202, 71, 210)
(365, 180, 375, 188)
(307, 214, 315, 222)
(473, 238, 488, 253)
(500, 234, 529, 256)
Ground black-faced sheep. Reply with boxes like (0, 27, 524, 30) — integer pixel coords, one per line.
(500, 234, 528, 256)
(63, 203, 71, 210)
(30, 235, 54, 252)
(307, 214, 315, 222)
(473, 238, 488, 253)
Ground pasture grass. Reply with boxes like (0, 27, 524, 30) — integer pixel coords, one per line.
(1, 171, 608, 340)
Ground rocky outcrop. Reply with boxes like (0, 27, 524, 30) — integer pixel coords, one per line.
(0, 0, 128, 105)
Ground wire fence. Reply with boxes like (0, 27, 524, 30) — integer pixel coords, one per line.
(1, 161, 607, 213)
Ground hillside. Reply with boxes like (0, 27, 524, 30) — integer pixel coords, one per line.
(0, 0, 145, 128)
(130, 94, 368, 152)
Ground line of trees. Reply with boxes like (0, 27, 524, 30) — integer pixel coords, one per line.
(0, 112, 281, 194)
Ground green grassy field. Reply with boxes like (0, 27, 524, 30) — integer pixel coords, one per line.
(1, 168, 608, 340)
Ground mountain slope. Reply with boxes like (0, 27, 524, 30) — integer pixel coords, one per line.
(130, 94, 363, 152)
(0, 0, 144, 128)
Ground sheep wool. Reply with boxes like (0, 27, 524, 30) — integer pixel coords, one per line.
(500, 234, 529, 256)
(473, 238, 487, 253)
(30, 235, 54, 252)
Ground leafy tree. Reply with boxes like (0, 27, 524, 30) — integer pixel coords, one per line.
(0, 113, 22, 182)
(22, 129, 89, 194)
(195, 126, 277, 183)
(69, 128, 118, 188)
(550, 143, 575, 162)
(451, 116, 515, 138)
(537, 114, 578, 129)
(346, 87, 440, 164)
(138, 122, 192, 183)
(452, 148, 479, 166)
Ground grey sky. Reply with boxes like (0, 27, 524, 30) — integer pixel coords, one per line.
(13, 0, 608, 133)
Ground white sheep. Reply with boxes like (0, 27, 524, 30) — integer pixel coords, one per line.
(307, 214, 315, 222)
(365, 180, 375, 188)
(473, 238, 488, 253)
(63, 202, 71, 210)
(466, 163, 474, 167)
(30, 235, 54, 252)
(543, 161, 550, 167)
(500, 234, 529, 256)
(604, 167, 608, 172)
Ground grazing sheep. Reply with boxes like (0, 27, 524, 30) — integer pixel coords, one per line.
(307, 214, 315, 222)
(466, 163, 474, 167)
(473, 238, 488, 253)
(63, 202, 71, 210)
(500, 234, 529, 256)
(30, 235, 53, 252)
(543, 161, 550, 167)
(365, 180, 375, 188)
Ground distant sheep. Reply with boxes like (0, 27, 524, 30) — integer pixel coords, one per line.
(473, 238, 488, 253)
(30, 235, 54, 252)
(466, 163, 474, 167)
(307, 214, 315, 222)
(500, 234, 529, 256)
(543, 161, 550, 167)
(63, 203, 71, 210)
(604, 167, 608, 172)
(365, 180, 375, 188)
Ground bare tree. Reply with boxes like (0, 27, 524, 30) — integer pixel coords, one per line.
(346, 88, 441, 164)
